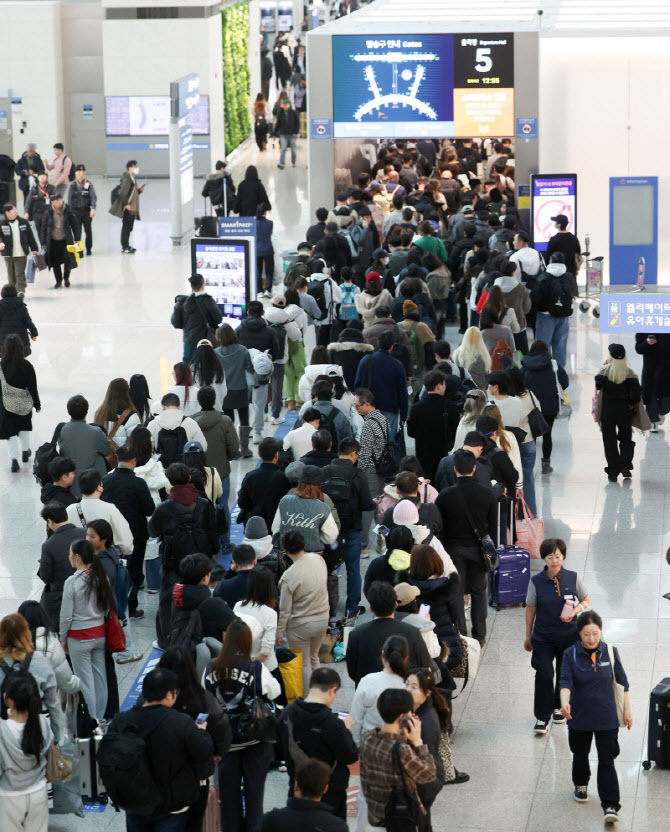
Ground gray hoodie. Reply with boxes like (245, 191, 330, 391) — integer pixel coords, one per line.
(0, 714, 52, 793)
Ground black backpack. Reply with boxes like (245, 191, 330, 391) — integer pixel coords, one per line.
(110, 184, 121, 207)
(169, 598, 204, 657)
(156, 419, 188, 468)
(548, 274, 573, 318)
(322, 465, 357, 527)
(0, 655, 35, 719)
(98, 711, 170, 815)
(270, 322, 287, 357)
(317, 405, 339, 453)
(65, 157, 76, 182)
(307, 279, 328, 319)
(163, 501, 210, 570)
(33, 422, 65, 485)
(254, 112, 267, 130)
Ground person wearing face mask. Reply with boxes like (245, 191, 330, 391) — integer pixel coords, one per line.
(559, 610, 632, 826)
(109, 159, 145, 254)
(524, 538, 590, 736)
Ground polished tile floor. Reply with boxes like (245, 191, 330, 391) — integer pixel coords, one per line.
(11, 140, 668, 831)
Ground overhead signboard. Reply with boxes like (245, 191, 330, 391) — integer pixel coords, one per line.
(332, 33, 514, 139)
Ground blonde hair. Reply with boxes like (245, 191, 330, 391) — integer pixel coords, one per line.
(453, 327, 491, 375)
(602, 356, 630, 386)
(482, 403, 513, 456)
(459, 389, 487, 428)
(0, 613, 34, 662)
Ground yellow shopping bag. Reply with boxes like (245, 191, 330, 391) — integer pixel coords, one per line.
(66, 240, 84, 267)
(278, 648, 303, 704)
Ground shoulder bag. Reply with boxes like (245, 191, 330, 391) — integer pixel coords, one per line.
(455, 487, 498, 572)
(606, 644, 626, 727)
(236, 660, 277, 744)
(104, 609, 127, 654)
(46, 742, 73, 783)
(514, 495, 545, 559)
(384, 743, 422, 832)
(527, 390, 549, 438)
(104, 408, 133, 469)
(0, 365, 33, 416)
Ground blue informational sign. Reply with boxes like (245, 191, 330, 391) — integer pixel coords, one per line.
(171, 73, 200, 119)
(609, 177, 658, 286)
(599, 294, 670, 333)
(120, 649, 163, 711)
(311, 118, 332, 140)
(516, 116, 537, 139)
(530, 174, 577, 252)
(217, 217, 257, 239)
(332, 33, 514, 139)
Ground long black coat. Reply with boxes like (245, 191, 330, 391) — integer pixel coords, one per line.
(102, 466, 155, 543)
(0, 297, 38, 355)
(36, 205, 79, 253)
(634, 333, 670, 408)
(406, 392, 449, 482)
(236, 178, 270, 217)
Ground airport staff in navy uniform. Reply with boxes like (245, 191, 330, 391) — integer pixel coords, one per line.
(559, 610, 632, 826)
(524, 537, 590, 735)
(0, 203, 38, 297)
(68, 164, 97, 257)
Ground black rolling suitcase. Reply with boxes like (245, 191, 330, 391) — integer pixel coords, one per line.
(643, 677, 670, 769)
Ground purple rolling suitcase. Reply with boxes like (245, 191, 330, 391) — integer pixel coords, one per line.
(489, 499, 530, 610)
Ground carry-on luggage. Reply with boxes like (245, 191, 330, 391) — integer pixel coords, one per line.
(78, 736, 107, 804)
(489, 498, 531, 610)
(643, 677, 670, 769)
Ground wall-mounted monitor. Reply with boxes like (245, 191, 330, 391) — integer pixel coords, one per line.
(530, 174, 577, 252)
(105, 95, 210, 136)
(192, 238, 250, 321)
(332, 33, 514, 139)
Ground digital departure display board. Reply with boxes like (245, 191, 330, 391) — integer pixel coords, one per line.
(332, 33, 514, 138)
(105, 96, 210, 136)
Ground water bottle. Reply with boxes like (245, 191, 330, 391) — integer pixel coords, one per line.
(561, 598, 574, 620)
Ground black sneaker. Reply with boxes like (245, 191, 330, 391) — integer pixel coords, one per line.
(10, 459, 19, 473)
(129, 609, 145, 619)
(446, 770, 470, 784)
(64, 278, 70, 288)
(277, 164, 285, 169)
(53, 283, 62, 289)
(552, 708, 566, 724)
(533, 719, 549, 735)
(541, 460, 553, 474)
(621, 469, 632, 478)
(574, 786, 588, 803)
(603, 807, 619, 823)
(21, 450, 31, 463)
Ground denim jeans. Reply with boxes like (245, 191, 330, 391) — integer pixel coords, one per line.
(340, 527, 363, 613)
(279, 135, 297, 165)
(519, 440, 537, 515)
(380, 410, 399, 443)
(218, 477, 231, 547)
(534, 313, 571, 369)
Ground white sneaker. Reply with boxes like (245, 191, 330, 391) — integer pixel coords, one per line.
(151, 640, 164, 652)
(651, 422, 659, 433)
(271, 416, 285, 425)
(253, 433, 263, 444)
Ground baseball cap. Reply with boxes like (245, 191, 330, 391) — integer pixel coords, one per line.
(183, 440, 204, 454)
(550, 214, 569, 228)
(395, 582, 421, 606)
(366, 271, 381, 283)
(462, 205, 475, 215)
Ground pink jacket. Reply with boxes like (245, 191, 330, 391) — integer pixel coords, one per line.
(376, 479, 439, 523)
(46, 155, 72, 186)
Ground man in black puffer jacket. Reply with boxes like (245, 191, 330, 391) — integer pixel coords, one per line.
(172, 553, 236, 644)
(103, 668, 214, 824)
(277, 668, 358, 821)
(102, 444, 155, 617)
(171, 273, 223, 362)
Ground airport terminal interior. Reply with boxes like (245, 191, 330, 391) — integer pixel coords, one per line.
(0, 1, 670, 831)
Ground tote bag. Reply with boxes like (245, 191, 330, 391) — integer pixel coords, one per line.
(515, 496, 545, 559)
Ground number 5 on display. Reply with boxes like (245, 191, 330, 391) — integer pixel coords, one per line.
(475, 48, 492, 73)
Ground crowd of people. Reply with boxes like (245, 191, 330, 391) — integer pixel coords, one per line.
(0, 132, 659, 832)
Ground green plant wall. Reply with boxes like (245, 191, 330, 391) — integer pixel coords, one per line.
(222, 1, 251, 153)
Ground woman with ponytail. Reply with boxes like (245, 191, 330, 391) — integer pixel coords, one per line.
(59, 538, 114, 722)
(0, 675, 52, 830)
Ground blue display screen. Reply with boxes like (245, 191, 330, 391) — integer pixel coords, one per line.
(332, 35, 455, 138)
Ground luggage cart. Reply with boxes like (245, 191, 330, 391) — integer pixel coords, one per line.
(578, 235, 604, 318)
